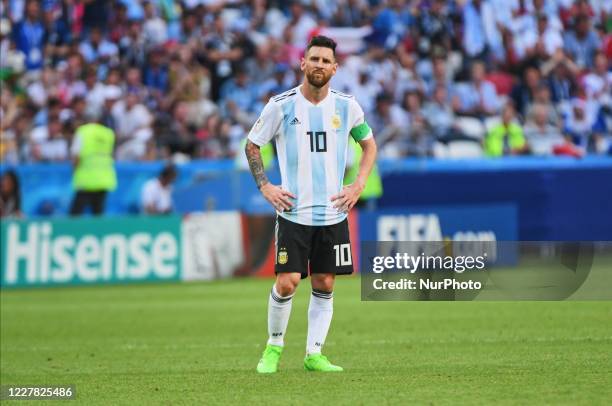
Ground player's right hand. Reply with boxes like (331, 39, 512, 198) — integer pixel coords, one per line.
(260, 183, 296, 212)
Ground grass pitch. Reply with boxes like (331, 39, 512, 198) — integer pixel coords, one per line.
(1, 277, 611, 405)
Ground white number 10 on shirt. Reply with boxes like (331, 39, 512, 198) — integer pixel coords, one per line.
(334, 243, 352, 266)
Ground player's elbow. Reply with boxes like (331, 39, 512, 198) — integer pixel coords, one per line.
(245, 139, 260, 155)
(360, 137, 377, 158)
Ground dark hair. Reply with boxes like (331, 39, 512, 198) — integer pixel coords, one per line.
(306, 36, 337, 58)
(1, 170, 21, 212)
(160, 164, 177, 180)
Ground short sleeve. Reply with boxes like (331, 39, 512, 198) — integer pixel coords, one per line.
(141, 180, 156, 209)
(349, 98, 373, 141)
(247, 101, 282, 146)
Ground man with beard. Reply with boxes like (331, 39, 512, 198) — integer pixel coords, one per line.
(245, 36, 377, 373)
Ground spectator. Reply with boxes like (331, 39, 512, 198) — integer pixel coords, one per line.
(563, 97, 598, 150)
(331, 0, 368, 27)
(461, 0, 502, 61)
(220, 67, 258, 120)
(99, 85, 122, 132)
(401, 90, 432, 157)
(511, 66, 542, 118)
(0, 170, 22, 218)
(371, 93, 409, 159)
(543, 51, 579, 104)
(12, 0, 44, 71)
(245, 43, 275, 86)
(69, 118, 117, 216)
(524, 103, 566, 156)
(42, 3, 71, 65)
(37, 115, 69, 162)
(525, 83, 560, 127)
(453, 60, 501, 117)
(519, 13, 564, 61)
(582, 52, 612, 104)
(79, 26, 119, 65)
(83, 67, 107, 119)
(563, 14, 602, 69)
(415, 0, 451, 56)
(425, 55, 454, 98)
(424, 84, 457, 140)
(200, 12, 245, 101)
(109, 3, 129, 43)
(287, 2, 317, 51)
(142, 1, 168, 48)
(370, 0, 409, 50)
(158, 101, 197, 158)
(143, 47, 169, 95)
(120, 19, 147, 67)
(349, 65, 382, 116)
(141, 164, 177, 215)
(484, 103, 527, 157)
(112, 90, 153, 160)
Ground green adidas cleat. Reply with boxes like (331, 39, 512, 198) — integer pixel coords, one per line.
(256, 344, 283, 373)
(303, 354, 344, 372)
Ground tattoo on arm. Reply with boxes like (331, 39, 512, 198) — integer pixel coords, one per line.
(245, 140, 269, 189)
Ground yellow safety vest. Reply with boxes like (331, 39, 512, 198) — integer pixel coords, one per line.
(72, 123, 117, 191)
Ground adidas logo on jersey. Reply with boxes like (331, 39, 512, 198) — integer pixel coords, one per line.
(289, 117, 301, 125)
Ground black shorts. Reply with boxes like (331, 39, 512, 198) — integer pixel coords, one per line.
(274, 215, 354, 279)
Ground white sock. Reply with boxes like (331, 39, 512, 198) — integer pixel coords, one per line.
(306, 289, 333, 355)
(267, 284, 294, 346)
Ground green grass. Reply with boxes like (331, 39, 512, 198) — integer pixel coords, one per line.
(1, 277, 611, 405)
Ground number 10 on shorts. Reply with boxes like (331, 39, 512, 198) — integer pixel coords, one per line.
(334, 243, 352, 266)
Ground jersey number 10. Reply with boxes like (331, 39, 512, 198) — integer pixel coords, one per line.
(333, 243, 352, 266)
(307, 131, 327, 152)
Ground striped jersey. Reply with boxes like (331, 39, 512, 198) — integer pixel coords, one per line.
(247, 85, 372, 226)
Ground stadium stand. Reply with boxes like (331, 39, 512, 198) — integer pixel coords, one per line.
(0, 0, 610, 166)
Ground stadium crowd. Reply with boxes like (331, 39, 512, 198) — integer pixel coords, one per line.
(0, 0, 611, 164)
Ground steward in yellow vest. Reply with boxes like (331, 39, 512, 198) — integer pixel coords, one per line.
(69, 122, 117, 215)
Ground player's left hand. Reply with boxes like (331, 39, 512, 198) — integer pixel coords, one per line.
(331, 181, 364, 212)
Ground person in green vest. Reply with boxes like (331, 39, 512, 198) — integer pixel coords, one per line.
(344, 137, 383, 210)
(484, 103, 528, 157)
(69, 119, 117, 216)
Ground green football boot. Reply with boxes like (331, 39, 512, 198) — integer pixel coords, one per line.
(256, 344, 283, 373)
(303, 354, 343, 372)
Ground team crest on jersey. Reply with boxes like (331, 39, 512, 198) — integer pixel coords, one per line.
(331, 113, 341, 129)
(278, 248, 288, 265)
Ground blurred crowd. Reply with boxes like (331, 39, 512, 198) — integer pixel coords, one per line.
(0, 0, 611, 164)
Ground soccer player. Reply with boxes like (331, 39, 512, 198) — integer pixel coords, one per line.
(245, 36, 377, 373)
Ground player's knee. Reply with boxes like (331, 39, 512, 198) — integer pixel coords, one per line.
(275, 274, 300, 296)
(311, 274, 335, 292)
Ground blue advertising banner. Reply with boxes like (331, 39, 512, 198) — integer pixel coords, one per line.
(358, 204, 518, 269)
(359, 204, 518, 242)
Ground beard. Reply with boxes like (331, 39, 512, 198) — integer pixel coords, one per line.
(306, 70, 331, 88)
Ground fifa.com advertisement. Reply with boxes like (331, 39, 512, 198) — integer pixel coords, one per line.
(358, 208, 612, 301)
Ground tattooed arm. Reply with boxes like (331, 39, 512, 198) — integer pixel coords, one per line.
(245, 140, 295, 211)
(245, 139, 269, 189)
